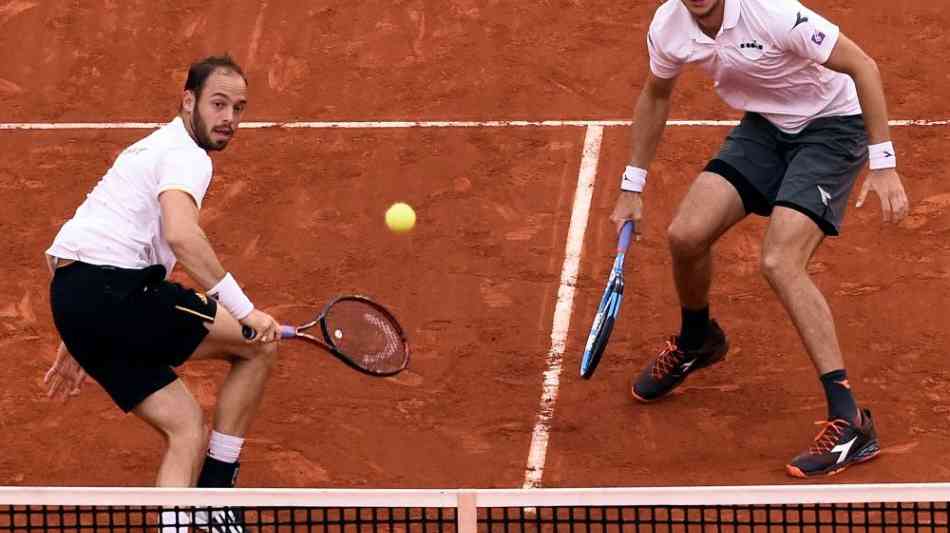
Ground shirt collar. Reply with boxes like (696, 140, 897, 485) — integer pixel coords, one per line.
(687, 0, 741, 42)
(170, 115, 204, 151)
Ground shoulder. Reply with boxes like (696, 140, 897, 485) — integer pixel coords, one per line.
(648, 0, 694, 57)
(649, 0, 690, 36)
(740, 0, 826, 35)
(740, 0, 803, 19)
(156, 120, 213, 170)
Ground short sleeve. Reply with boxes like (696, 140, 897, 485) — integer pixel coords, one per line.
(780, 5, 840, 64)
(156, 148, 213, 208)
(647, 27, 683, 79)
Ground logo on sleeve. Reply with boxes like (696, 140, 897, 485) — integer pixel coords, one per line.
(793, 11, 809, 29)
(812, 31, 827, 45)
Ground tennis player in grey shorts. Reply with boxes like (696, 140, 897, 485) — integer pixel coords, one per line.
(611, 0, 910, 478)
(707, 112, 868, 236)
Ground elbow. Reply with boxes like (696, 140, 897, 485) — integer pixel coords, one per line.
(847, 52, 880, 81)
(162, 225, 192, 253)
(862, 54, 880, 77)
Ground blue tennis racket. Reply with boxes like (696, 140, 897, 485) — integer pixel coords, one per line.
(580, 220, 635, 379)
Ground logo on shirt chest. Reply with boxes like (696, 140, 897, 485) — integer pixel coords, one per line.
(737, 38, 767, 60)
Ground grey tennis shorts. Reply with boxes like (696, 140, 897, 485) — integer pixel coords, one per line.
(705, 112, 868, 236)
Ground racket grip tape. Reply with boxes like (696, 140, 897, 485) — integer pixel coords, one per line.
(241, 325, 296, 340)
(617, 220, 636, 251)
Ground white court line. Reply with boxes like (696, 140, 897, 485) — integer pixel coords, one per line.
(522, 125, 604, 490)
(1, 119, 948, 130)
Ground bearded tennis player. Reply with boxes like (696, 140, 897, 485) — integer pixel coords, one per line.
(44, 55, 278, 530)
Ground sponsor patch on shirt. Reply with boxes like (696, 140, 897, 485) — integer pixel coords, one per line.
(738, 38, 767, 60)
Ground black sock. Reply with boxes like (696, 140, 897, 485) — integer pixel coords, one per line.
(820, 369, 859, 424)
(196, 455, 240, 488)
(679, 306, 710, 350)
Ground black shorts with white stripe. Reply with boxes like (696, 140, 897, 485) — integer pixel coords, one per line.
(50, 261, 216, 412)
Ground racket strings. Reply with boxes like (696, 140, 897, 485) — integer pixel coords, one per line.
(324, 300, 408, 374)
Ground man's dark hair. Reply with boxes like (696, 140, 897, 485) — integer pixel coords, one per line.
(184, 54, 247, 100)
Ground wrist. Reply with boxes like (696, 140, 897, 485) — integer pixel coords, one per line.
(621, 165, 647, 192)
(868, 141, 896, 170)
(208, 273, 254, 320)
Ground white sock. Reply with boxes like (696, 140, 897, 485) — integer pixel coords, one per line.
(208, 430, 244, 464)
(160, 510, 191, 532)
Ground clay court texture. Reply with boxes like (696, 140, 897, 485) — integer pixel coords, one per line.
(1, 1, 948, 489)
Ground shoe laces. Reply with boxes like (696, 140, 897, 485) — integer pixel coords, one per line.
(652, 337, 686, 380)
(808, 419, 850, 455)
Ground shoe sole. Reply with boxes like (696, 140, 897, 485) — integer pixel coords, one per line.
(630, 341, 729, 403)
(785, 442, 881, 479)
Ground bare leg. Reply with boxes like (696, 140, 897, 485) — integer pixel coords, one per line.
(760, 207, 842, 374)
(668, 172, 748, 309)
(132, 379, 206, 486)
(190, 305, 278, 437)
(630, 172, 748, 401)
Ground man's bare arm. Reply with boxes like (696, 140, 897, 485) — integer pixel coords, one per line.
(159, 190, 227, 289)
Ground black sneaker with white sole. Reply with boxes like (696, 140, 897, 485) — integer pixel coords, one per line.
(786, 408, 881, 478)
(631, 320, 729, 402)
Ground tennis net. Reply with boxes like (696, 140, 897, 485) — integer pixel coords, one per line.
(1, 483, 948, 532)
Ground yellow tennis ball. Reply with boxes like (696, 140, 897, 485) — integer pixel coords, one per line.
(385, 202, 416, 233)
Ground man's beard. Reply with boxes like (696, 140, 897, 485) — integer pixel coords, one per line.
(192, 109, 228, 151)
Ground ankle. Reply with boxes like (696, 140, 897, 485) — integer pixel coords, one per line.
(679, 306, 710, 350)
(820, 369, 859, 424)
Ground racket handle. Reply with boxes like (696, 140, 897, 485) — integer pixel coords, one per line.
(241, 325, 295, 340)
(617, 220, 635, 251)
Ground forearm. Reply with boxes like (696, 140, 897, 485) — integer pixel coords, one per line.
(851, 63, 891, 145)
(628, 88, 673, 168)
(168, 228, 228, 290)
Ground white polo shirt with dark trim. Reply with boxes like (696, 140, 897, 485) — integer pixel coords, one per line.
(647, 0, 861, 133)
(47, 117, 213, 276)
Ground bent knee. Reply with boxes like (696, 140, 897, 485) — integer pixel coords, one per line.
(164, 405, 205, 449)
(760, 247, 802, 282)
(667, 219, 711, 259)
(240, 339, 278, 365)
(256, 339, 278, 359)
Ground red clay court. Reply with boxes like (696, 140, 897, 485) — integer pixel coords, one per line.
(1, 1, 948, 490)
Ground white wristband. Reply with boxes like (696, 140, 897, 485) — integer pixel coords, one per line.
(208, 273, 254, 320)
(868, 141, 896, 170)
(621, 165, 648, 192)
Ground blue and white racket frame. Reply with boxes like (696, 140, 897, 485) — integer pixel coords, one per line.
(580, 220, 635, 379)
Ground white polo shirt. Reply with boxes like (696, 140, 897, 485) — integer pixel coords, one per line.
(648, 0, 861, 133)
(46, 117, 213, 276)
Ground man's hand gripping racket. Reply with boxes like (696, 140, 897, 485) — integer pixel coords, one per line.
(580, 220, 635, 379)
(243, 295, 410, 377)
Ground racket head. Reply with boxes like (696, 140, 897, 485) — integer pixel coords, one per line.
(580, 224, 632, 380)
(317, 295, 410, 376)
(580, 276, 624, 379)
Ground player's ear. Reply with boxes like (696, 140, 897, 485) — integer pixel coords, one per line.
(182, 90, 196, 113)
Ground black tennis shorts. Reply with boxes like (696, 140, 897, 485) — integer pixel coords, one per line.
(50, 261, 216, 412)
(705, 113, 868, 236)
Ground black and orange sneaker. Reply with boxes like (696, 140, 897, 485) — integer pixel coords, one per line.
(786, 408, 881, 478)
(631, 320, 728, 402)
